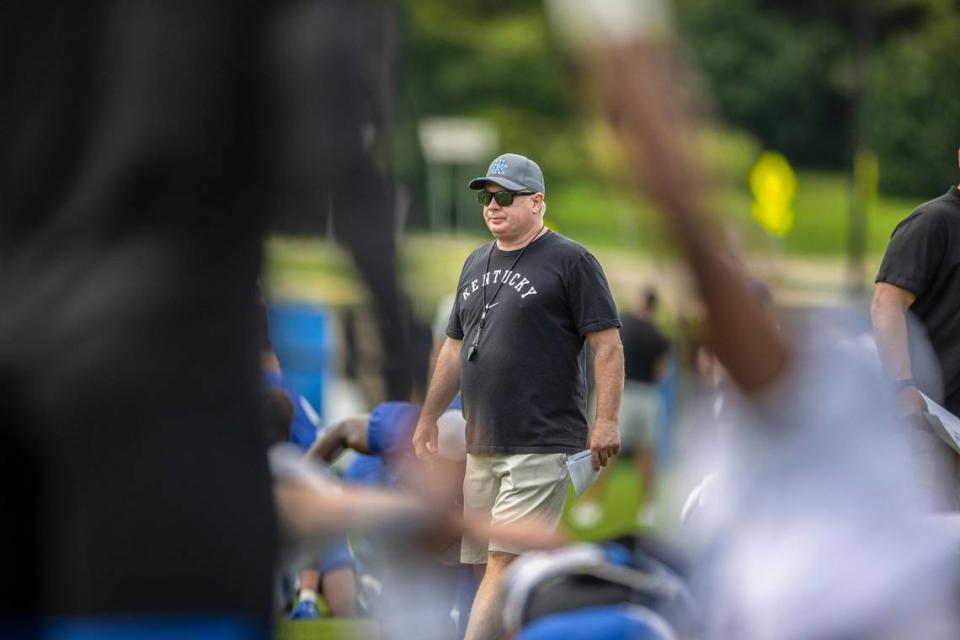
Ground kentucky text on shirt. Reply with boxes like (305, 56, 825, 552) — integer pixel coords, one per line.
(461, 269, 539, 301)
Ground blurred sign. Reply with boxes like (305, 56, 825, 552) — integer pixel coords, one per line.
(418, 117, 498, 164)
(419, 117, 499, 235)
(750, 151, 796, 237)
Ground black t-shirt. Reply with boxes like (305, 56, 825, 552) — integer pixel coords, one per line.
(446, 231, 621, 454)
(876, 186, 960, 411)
(621, 313, 669, 383)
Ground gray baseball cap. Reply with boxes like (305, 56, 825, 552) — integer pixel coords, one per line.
(468, 153, 545, 194)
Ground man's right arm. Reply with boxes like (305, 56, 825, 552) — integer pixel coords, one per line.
(412, 337, 463, 458)
(870, 282, 926, 416)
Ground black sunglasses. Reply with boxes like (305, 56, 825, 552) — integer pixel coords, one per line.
(477, 190, 534, 207)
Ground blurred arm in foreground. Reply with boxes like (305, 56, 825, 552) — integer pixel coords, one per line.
(271, 447, 565, 553)
(548, 2, 960, 637)
(549, 0, 788, 391)
(292, 401, 566, 560)
(306, 415, 372, 462)
(591, 39, 790, 394)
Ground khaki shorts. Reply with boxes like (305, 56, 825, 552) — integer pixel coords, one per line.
(461, 453, 570, 564)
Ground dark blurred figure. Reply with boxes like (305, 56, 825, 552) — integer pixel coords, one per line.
(563, 4, 960, 635)
(872, 155, 960, 510)
(259, 386, 356, 623)
(0, 1, 414, 635)
(266, 0, 422, 402)
(871, 157, 960, 418)
(615, 287, 668, 521)
(572, 286, 669, 528)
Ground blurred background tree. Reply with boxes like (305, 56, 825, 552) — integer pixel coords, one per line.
(868, 2, 960, 195)
(394, 0, 585, 229)
(395, 0, 960, 212)
(678, 0, 960, 197)
(675, 0, 850, 168)
(263, 0, 960, 333)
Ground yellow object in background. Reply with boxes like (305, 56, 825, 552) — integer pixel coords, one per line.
(750, 151, 797, 237)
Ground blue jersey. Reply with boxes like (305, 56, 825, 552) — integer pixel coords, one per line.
(342, 453, 396, 488)
(519, 605, 675, 640)
(262, 370, 320, 450)
(366, 401, 421, 457)
(365, 398, 462, 457)
(341, 398, 470, 628)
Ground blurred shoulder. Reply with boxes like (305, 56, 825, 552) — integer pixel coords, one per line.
(893, 187, 960, 237)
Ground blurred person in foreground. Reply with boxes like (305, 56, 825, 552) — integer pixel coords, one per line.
(258, 300, 334, 621)
(871, 150, 960, 510)
(309, 401, 476, 638)
(680, 280, 775, 535)
(259, 387, 356, 622)
(544, 0, 960, 637)
(872, 150, 960, 418)
(269, 395, 566, 640)
(572, 285, 670, 528)
(0, 2, 416, 636)
(0, 5, 280, 634)
(412, 153, 624, 640)
(260, 377, 357, 622)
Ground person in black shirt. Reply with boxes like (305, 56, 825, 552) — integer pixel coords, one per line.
(571, 286, 669, 528)
(872, 168, 960, 509)
(411, 153, 623, 640)
(873, 182, 960, 416)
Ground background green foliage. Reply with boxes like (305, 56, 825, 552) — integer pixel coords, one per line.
(395, 0, 588, 225)
(868, 7, 960, 195)
(676, 0, 960, 197)
(675, 0, 850, 168)
(391, 0, 960, 254)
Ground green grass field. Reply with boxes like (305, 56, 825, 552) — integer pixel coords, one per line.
(546, 169, 919, 257)
(276, 618, 378, 640)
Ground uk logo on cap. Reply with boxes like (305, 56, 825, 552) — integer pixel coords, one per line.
(491, 159, 508, 175)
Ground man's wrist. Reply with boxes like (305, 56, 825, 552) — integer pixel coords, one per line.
(592, 417, 618, 430)
(416, 409, 445, 429)
(415, 416, 438, 429)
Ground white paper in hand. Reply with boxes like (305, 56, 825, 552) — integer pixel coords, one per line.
(920, 391, 960, 454)
(566, 450, 599, 497)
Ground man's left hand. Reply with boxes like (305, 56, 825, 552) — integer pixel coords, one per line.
(589, 418, 620, 471)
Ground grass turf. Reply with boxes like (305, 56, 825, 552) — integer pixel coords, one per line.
(275, 618, 378, 640)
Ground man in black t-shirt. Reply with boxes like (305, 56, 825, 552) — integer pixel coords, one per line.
(412, 153, 623, 640)
(873, 183, 960, 415)
(873, 159, 960, 509)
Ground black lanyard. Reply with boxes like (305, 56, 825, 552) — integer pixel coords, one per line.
(467, 225, 546, 361)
